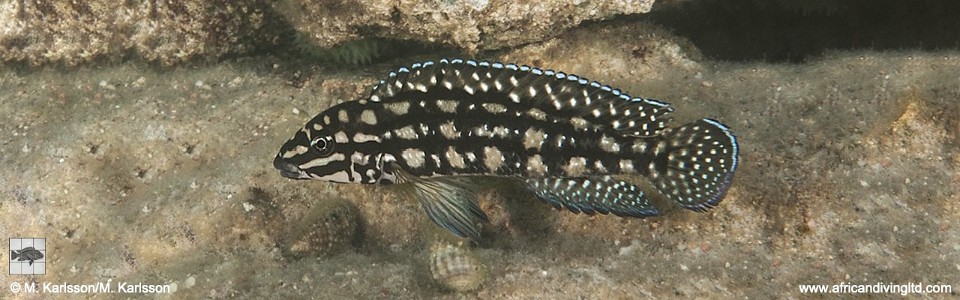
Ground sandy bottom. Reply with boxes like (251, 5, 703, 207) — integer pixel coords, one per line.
(1, 23, 958, 299)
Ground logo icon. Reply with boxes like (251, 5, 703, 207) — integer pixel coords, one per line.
(9, 238, 45, 275)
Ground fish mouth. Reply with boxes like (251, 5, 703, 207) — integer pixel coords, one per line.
(273, 156, 306, 179)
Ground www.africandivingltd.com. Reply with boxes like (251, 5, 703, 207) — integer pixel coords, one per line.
(798, 281, 953, 295)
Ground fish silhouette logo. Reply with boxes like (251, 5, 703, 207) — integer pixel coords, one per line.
(9, 238, 46, 275)
(12, 247, 44, 265)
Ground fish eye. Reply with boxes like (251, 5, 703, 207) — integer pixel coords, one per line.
(310, 136, 334, 156)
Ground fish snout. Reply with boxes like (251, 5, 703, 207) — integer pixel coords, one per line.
(274, 155, 304, 179)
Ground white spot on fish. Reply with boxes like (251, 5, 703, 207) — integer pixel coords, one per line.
(439, 121, 460, 139)
(334, 131, 349, 143)
(394, 125, 418, 140)
(282, 145, 309, 158)
(570, 117, 589, 130)
(600, 135, 620, 153)
(526, 154, 546, 176)
(446, 146, 466, 169)
(482, 103, 508, 114)
(436, 100, 458, 113)
(352, 133, 379, 143)
(419, 123, 431, 135)
(351, 152, 370, 165)
(360, 110, 377, 125)
(523, 128, 546, 150)
(483, 146, 504, 172)
(594, 160, 607, 172)
(473, 125, 491, 137)
(619, 159, 634, 173)
(526, 108, 547, 121)
(401, 148, 426, 168)
(509, 92, 521, 103)
(654, 141, 666, 156)
(492, 126, 510, 138)
(385, 102, 411, 115)
(414, 83, 428, 92)
(564, 157, 588, 176)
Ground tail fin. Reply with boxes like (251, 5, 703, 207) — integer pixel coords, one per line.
(11, 250, 19, 260)
(646, 119, 739, 211)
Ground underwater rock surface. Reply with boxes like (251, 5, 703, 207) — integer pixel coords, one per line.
(0, 0, 654, 66)
(0, 0, 285, 66)
(273, 0, 656, 52)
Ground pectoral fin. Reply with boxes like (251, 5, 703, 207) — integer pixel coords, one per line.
(393, 166, 489, 241)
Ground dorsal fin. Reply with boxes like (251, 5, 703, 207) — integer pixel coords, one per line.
(369, 59, 674, 136)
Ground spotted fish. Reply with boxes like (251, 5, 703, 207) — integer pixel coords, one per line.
(274, 59, 739, 240)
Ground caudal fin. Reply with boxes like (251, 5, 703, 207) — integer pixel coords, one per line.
(646, 119, 739, 211)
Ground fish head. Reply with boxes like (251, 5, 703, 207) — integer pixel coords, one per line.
(274, 102, 386, 184)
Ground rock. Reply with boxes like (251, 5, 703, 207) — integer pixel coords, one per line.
(273, 0, 656, 53)
(0, 0, 285, 66)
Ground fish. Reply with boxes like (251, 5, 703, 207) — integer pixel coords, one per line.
(274, 58, 739, 241)
(11, 247, 44, 265)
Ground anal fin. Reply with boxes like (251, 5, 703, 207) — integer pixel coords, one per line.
(393, 165, 489, 241)
(525, 176, 659, 218)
